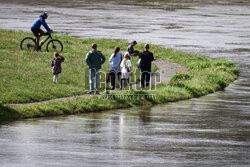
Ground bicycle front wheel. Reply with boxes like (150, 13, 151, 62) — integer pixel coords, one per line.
(20, 37, 36, 51)
(46, 39, 63, 52)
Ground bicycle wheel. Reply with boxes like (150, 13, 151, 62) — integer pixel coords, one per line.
(20, 37, 36, 51)
(46, 39, 63, 52)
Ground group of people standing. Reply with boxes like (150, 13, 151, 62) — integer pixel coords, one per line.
(31, 12, 155, 93)
(85, 41, 154, 94)
(51, 41, 154, 94)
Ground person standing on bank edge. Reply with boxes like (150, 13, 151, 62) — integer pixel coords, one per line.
(127, 40, 139, 56)
(139, 44, 154, 88)
(31, 12, 53, 51)
(109, 46, 123, 90)
(85, 43, 106, 94)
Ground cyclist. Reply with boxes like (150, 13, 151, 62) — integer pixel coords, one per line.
(31, 12, 53, 51)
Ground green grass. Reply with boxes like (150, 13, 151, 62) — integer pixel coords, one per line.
(0, 30, 239, 121)
(0, 30, 143, 104)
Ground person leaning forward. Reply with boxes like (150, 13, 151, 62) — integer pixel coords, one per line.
(85, 43, 106, 94)
(31, 12, 53, 51)
(127, 40, 139, 56)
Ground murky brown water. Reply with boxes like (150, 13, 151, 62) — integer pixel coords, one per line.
(0, 0, 249, 166)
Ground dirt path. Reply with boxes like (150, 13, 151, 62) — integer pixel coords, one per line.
(153, 59, 188, 83)
(8, 60, 188, 107)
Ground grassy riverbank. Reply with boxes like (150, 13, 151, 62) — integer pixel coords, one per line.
(0, 30, 153, 104)
(0, 30, 239, 122)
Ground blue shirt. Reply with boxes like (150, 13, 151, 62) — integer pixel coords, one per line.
(31, 17, 51, 32)
(109, 53, 123, 72)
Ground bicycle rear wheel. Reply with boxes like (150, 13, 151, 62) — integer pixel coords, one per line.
(20, 37, 36, 51)
(46, 39, 63, 52)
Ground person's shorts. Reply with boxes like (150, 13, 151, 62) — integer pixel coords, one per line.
(31, 28, 41, 37)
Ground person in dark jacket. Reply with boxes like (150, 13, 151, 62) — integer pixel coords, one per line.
(139, 44, 154, 88)
(85, 43, 106, 94)
(127, 41, 139, 56)
(51, 52, 64, 83)
(31, 12, 53, 50)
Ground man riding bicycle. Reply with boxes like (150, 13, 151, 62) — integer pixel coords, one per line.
(31, 12, 53, 51)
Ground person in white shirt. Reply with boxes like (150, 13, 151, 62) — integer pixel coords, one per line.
(120, 53, 132, 90)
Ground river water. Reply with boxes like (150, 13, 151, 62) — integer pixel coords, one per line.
(0, 0, 249, 166)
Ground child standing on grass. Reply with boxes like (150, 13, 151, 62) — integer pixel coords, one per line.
(120, 53, 132, 90)
(51, 51, 64, 83)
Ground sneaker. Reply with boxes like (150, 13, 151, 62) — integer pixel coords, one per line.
(87, 91, 94, 94)
(95, 91, 100, 95)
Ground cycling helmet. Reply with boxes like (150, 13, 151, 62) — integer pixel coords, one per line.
(42, 12, 48, 17)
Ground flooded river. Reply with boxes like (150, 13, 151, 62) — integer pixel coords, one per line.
(0, 0, 249, 166)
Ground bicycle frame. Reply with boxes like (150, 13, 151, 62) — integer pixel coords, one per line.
(39, 33, 52, 47)
(21, 32, 63, 52)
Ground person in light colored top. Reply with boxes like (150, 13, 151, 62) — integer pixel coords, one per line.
(120, 53, 132, 90)
(109, 46, 123, 90)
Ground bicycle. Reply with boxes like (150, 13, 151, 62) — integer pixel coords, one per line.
(20, 32, 63, 52)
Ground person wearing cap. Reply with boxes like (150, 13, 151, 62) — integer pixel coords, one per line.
(31, 12, 53, 50)
(127, 41, 139, 56)
(85, 43, 106, 94)
(139, 44, 154, 88)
